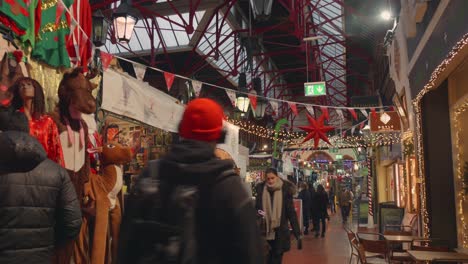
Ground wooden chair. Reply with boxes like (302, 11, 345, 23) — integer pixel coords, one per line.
(411, 238, 450, 252)
(344, 226, 360, 264)
(354, 243, 388, 264)
(357, 232, 389, 263)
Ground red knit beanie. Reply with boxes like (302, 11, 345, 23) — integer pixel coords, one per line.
(179, 98, 224, 142)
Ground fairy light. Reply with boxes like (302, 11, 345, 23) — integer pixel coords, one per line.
(413, 33, 468, 240)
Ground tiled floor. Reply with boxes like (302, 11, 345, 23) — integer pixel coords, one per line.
(283, 213, 353, 264)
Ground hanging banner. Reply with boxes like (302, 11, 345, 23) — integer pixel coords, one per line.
(349, 109, 358, 121)
(248, 94, 258, 110)
(320, 106, 329, 120)
(336, 109, 344, 121)
(370, 111, 401, 132)
(217, 121, 240, 165)
(102, 69, 185, 132)
(192, 80, 203, 97)
(164, 72, 175, 91)
(226, 89, 236, 106)
(101, 51, 114, 71)
(270, 101, 279, 115)
(360, 109, 369, 118)
(133, 63, 147, 81)
(289, 102, 298, 116)
(306, 105, 315, 116)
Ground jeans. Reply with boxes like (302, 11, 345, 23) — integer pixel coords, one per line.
(341, 205, 351, 222)
(267, 240, 284, 264)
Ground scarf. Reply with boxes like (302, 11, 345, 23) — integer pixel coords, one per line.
(262, 179, 283, 240)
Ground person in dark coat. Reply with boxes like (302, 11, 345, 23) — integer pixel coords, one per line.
(256, 168, 302, 264)
(309, 183, 317, 232)
(119, 98, 263, 264)
(329, 187, 336, 214)
(298, 182, 311, 235)
(312, 184, 329, 238)
(0, 108, 82, 263)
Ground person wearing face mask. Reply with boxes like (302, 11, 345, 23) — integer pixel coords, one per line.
(9, 77, 64, 166)
(256, 168, 302, 264)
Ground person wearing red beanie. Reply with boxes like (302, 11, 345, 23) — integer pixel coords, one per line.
(119, 98, 264, 264)
(179, 98, 225, 142)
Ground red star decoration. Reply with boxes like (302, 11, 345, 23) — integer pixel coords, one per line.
(298, 114, 334, 149)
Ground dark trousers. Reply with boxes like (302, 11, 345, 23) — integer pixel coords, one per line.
(303, 213, 310, 232)
(341, 205, 350, 222)
(267, 240, 284, 264)
(313, 216, 326, 235)
(330, 199, 336, 213)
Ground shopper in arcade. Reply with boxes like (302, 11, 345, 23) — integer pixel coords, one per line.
(256, 168, 302, 264)
(312, 184, 329, 238)
(119, 98, 263, 264)
(298, 182, 311, 235)
(0, 107, 82, 263)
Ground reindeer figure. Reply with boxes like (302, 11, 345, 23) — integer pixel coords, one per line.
(87, 142, 132, 264)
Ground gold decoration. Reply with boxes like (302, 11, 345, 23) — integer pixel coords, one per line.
(41, 20, 69, 34)
(413, 33, 468, 239)
(41, 0, 58, 10)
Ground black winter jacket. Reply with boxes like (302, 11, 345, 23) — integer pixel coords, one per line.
(119, 140, 264, 264)
(312, 191, 329, 218)
(256, 180, 301, 254)
(0, 131, 82, 264)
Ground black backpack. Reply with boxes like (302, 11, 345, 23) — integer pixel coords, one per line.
(118, 160, 234, 264)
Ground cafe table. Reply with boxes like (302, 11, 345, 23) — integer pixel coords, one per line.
(408, 250, 468, 262)
(384, 235, 422, 243)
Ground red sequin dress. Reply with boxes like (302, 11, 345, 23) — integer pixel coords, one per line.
(20, 108, 65, 166)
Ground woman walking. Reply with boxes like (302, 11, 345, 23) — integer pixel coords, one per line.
(256, 168, 301, 264)
(312, 184, 329, 238)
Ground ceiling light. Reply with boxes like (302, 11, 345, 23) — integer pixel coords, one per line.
(380, 10, 392, 21)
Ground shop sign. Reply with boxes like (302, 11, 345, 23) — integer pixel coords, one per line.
(304, 81, 326, 96)
(370, 111, 401, 132)
(335, 154, 343, 160)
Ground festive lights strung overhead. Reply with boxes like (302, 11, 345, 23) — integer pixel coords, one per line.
(413, 33, 468, 239)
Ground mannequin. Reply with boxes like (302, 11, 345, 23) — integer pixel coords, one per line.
(10, 77, 64, 166)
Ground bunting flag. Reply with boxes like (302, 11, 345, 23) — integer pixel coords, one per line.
(192, 80, 203, 97)
(100, 51, 114, 71)
(226, 89, 237, 106)
(289, 102, 298, 116)
(320, 106, 329, 120)
(336, 109, 344, 121)
(360, 122, 366, 130)
(349, 109, 358, 121)
(248, 94, 258, 110)
(371, 108, 377, 117)
(389, 106, 395, 111)
(351, 126, 356, 135)
(360, 109, 369, 118)
(55, 0, 65, 25)
(270, 101, 278, 115)
(342, 130, 347, 137)
(164, 72, 175, 91)
(133, 63, 147, 81)
(306, 105, 315, 116)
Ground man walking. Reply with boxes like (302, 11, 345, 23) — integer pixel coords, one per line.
(119, 98, 264, 264)
(339, 188, 354, 223)
(0, 108, 82, 263)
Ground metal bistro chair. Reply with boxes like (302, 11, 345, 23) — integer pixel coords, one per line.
(357, 232, 389, 263)
(345, 226, 359, 264)
(354, 243, 388, 264)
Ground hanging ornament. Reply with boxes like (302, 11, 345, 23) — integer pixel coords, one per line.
(298, 114, 334, 149)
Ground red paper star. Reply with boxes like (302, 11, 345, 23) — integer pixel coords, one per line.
(298, 114, 334, 149)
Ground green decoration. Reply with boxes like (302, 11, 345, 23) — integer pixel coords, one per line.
(273, 118, 288, 159)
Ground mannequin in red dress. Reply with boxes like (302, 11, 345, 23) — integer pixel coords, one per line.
(10, 77, 65, 166)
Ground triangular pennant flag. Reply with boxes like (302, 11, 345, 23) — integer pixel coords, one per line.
(351, 126, 356, 135)
(248, 94, 258, 110)
(192, 80, 203, 97)
(133, 63, 147, 81)
(371, 108, 377, 118)
(349, 109, 358, 121)
(336, 109, 344, 121)
(289, 102, 298, 116)
(100, 51, 114, 71)
(55, 0, 65, 26)
(270, 101, 278, 115)
(389, 106, 395, 111)
(342, 130, 347, 137)
(360, 109, 369, 118)
(226, 89, 236, 106)
(359, 122, 366, 130)
(306, 105, 315, 116)
(164, 72, 175, 91)
(320, 106, 329, 120)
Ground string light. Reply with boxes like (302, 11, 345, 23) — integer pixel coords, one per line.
(413, 33, 468, 239)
